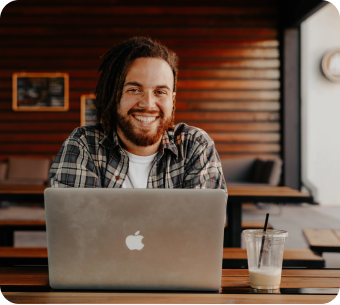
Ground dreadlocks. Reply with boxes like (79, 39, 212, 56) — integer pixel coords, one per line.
(95, 36, 178, 136)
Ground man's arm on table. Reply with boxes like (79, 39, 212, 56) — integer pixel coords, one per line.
(183, 137, 228, 209)
(49, 135, 101, 188)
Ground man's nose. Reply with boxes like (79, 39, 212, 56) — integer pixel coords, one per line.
(138, 91, 156, 109)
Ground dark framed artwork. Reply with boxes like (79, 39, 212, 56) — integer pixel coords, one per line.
(80, 94, 97, 126)
(12, 72, 69, 111)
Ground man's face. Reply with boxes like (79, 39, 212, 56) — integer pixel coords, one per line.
(116, 57, 176, 147)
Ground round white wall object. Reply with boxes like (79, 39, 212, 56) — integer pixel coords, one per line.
(322, 48, 340, 82)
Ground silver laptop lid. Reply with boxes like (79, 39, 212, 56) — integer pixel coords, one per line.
(44, 188, 226, 291)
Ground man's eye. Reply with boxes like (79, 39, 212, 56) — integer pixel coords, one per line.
(156, 90, 166, 95)
(128, 88, 139, 92)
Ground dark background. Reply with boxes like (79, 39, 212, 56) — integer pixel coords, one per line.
(0, 0, 280, 160)
(0, 0, 327, 188)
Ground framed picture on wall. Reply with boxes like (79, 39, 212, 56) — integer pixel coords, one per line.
(80, 94, 97, 126)
(12, 72, 69, 111)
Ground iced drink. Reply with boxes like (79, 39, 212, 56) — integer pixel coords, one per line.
(243, 229, 288, 291)
(249, 267, 282, 289)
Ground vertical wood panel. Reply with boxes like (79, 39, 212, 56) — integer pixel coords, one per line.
(0, 0, 280, 159)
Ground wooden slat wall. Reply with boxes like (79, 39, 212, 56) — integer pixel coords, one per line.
(0, 0, 280, 160)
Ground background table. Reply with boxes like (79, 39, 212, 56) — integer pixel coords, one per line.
(0, 185, 46, 202)
(0, 267, 338, 304)
(0, 185, 313, 247)
(225, 186, 313, 247)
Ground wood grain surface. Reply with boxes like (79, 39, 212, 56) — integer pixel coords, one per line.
(0, 186, 311, 198)
(303, 229, 340, 247)
(0, 69, 280, 79)
(0, 16, 278, 27)
(0, 185, 47, 194)
(1, 292, 337, 304)
(0, 220, 265, 229)
(223, 248, 324, 261)
(0, 80, 281, 90)
(0, 247, 48, 258)
(0, 220, 46, 226)
(2, 267, 339, 286)
(334, 230, 340, 241)
(0, 0, 280, 159)
(224, 221, 273, 229)
(1, 267, 339, 304)
(3, 6, 278, 15)
(2, 0, 277, 5)
(226, 186, 312, 198)
(0, 247, 322, 263)
(0, 185, 310, 200)
(0, 267, 340, 304)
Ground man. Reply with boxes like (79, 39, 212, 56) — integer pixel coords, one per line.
(50, 37, 227, 200)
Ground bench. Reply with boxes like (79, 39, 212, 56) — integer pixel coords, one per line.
(0, 220, 272, 247)
(0, 247, 324, 268)
(303, 229, 340, 255)
(0, 247, 48, 266)
(223, 248, 325, 268)
(0, 220, 46, 247)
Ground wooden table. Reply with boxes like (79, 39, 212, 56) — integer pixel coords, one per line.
(303, 229, 340, 255)
(225, 186, 313, 247)
(222, 248, 325, 269)
(0, 220, 46, 247)
(0, 185, 313, 247)
(0, 247, 325, 269)
(0, 185, 46, 202)
(0, 267, 338, 304)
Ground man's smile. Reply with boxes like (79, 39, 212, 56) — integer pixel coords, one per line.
(132, 114, 159, 125)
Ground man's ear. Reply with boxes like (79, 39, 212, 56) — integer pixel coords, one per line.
(172, 92, 176, 102)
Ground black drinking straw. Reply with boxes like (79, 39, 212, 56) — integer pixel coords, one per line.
(258, 213, 270, 269)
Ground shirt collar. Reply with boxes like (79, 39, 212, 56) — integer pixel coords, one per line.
(161, 129, 178, 157)
(98, 124, 117, 150)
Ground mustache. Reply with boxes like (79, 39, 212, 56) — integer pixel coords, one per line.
(128, 109, 164, 118)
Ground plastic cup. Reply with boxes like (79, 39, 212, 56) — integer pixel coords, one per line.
(243, 229, 288, 290)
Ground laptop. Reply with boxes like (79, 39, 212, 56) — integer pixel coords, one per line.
(44, 188, 226, 291)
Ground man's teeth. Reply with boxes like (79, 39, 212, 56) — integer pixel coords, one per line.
(134, 115, 157, 123)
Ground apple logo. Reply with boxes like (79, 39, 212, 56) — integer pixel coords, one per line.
(125, 231, 144, 250)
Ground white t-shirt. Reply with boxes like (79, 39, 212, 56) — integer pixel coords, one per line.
(122, 151, 157, 188)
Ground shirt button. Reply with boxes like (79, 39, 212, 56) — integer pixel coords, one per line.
(115, 176, 120, 180)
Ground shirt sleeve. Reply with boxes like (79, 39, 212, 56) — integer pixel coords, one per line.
(182, 139, 228, 224)
(49, 136, 101, 188)
(183, 139, 228, 200)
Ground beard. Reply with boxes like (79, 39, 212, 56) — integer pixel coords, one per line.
(116, 109, 173, 147)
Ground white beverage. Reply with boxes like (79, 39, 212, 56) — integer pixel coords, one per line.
(249, 267, 282, 289)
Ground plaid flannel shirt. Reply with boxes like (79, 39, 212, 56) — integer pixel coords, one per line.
(49, 123, 227, 203)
